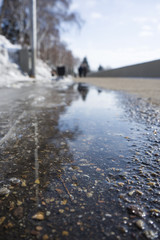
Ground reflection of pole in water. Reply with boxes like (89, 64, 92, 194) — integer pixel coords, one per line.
(34, 115, 39, 206)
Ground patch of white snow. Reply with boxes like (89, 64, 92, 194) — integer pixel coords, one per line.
(0, 35, 74, 89)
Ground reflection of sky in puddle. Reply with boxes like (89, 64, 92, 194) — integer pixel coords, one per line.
(58, 86, 145, 166)
(60, 87, 134, 135)
(60, 88, 123, 127)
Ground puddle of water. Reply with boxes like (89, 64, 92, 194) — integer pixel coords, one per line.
(58, 85, 145, 166)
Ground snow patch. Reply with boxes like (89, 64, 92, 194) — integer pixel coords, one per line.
(0, 35, 74, 89)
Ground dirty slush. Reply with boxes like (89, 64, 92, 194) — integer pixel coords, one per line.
(0, 81, 159, 240)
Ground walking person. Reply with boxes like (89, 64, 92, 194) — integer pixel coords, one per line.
(78, 64, 83, 77)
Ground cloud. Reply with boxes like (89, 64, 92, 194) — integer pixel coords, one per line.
(156, 3, 160, 10)
(133, 17, 148, 23)
(133, 17, 158, 25)
(70, 3, 80, 11)
(142, 25, 151, 31)
(91, 12, 103, 19)
(157, 24, 160, 31)
(139, 31, 153, 37)
(139, 24, 153, 37)
(86, 0, 97, 7)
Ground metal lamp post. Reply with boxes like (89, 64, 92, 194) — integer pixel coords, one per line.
(30, 0, 37, 78)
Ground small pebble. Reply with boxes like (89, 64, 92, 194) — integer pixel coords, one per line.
(0, 187, 10, 196)
(135, 219, 145, 230)
(9, 178, 21, 184)
(143, 230, 158, 239)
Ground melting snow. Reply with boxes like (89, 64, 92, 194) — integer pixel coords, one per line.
(0, 35, 74, 88)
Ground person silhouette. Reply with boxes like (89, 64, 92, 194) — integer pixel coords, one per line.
(78, 64, 83, 77)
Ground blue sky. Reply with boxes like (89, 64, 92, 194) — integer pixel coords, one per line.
(1, 0, 160, 71)
(61, 0, 160, 70)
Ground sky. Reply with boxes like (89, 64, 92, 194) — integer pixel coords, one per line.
(1, 0, 160, 72)
(61, 0, 160, 71)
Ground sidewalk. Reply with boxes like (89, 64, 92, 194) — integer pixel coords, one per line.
(0, 80, 159, 240)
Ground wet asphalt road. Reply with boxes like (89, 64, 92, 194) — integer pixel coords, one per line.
(0, 80, 160, 240)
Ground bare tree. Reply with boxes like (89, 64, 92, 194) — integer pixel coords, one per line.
(0, 0, 82, 70)
(36, 0, 82, 66)
(46, 40, 80, 72)
(0, 0, 29, 44)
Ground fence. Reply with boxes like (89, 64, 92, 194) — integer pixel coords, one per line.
(88, 59, 160, 78)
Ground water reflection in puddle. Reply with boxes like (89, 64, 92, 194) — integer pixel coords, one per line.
(59, 85, 144, 167)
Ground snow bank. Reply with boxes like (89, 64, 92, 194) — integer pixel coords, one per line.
(0, 35, 74, 88)
(36, 58, 52, 81)
(0, 35, 29, 87)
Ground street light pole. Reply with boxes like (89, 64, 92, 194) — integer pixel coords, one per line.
(30, 0, 37, 78)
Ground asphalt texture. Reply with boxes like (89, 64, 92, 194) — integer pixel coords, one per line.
(0, 80, 160, 240)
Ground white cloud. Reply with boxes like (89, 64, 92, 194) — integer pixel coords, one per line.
(139, 31, 153, 37)
(86, 0, 97, 7)
(139, 25, 153, 37)
(70, 2, 79, 11)
(151, 18, 159, 24)
(133, 17, 148, 23)
(133, 17, 158, 25)
(157, 24, 160, 31)
(142, 25, 151, 31)
(91, 12, 103, 19)
(136, 23, 154, 38)
(156, 3, 160, 10)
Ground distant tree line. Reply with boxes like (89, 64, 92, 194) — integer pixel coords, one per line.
(0, 0, 82, 71)
(98, 65, 112, 71)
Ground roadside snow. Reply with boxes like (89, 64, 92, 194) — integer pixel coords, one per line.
(0, 35, 73, 88)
